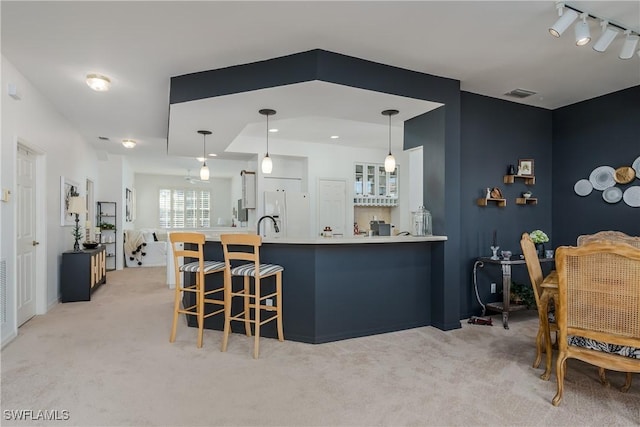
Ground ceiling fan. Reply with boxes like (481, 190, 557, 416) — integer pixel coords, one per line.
(184, 169, 207, 184)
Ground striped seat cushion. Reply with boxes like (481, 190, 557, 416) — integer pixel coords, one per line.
(179, 260, 225, 273)
(231, 263, 284, 277)
(568, 336, 640, 359)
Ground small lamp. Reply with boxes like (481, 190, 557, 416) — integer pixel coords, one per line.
(68, 196, 86, 251)
(259, 109, 276, 174)
(382, 109, 399, 173)
(197, 130, 211, 181)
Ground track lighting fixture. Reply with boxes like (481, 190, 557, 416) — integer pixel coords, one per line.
(619, 30, 640, 60)
(382, 109, 398, 173)
(549, 3, 639, 62)
(549, 3, 578, 37)
(574, 13, 591, 46)
(197, 130, 211, 181)
(593, 21, 619, 52)
(259, 109, 276, 174)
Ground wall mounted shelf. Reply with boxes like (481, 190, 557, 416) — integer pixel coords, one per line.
(516, 197, 538, 205)
(477, 198, 507, 207)
(503, 175, 535, 185)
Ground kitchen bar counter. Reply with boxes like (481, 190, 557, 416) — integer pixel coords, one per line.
(191, 235, 447, 344)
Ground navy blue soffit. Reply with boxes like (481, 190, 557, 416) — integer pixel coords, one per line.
(169, 49, 460, 105)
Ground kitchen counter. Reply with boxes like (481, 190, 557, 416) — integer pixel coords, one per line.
(185, 234, 447, 344)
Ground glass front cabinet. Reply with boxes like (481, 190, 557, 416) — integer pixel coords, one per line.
(354, 162, 398, 206)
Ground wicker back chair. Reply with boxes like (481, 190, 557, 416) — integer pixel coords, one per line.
(520, 232, 558, 370)
(577, 230, 640, 248)
(552, 241, 640, 406)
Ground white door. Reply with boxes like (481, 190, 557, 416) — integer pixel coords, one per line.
(16, 146, 38, 326)
(318, 179, 346, 236)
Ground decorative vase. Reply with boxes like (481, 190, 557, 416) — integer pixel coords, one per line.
(536, 243, 545, 258)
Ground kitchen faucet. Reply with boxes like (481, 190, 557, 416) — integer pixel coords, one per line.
(257, 215, 280, 236)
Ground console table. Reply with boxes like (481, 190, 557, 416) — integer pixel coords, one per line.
(60, 246, 107, 302)
(474, 256, 555, 329)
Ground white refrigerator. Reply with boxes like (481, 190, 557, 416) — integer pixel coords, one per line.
(264, 191, 311, 238)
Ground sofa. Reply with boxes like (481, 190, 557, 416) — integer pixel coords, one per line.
(124, 229, 167, 267)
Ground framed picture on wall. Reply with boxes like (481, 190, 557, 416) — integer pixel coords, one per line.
(60, 176, 80, 226)
(517, 159, 534, 176)
(125, 187, 134, 222)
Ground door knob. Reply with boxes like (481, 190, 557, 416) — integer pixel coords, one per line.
(32, 240, 40, 246)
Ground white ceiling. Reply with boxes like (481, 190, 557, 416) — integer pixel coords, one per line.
(2, 1, 639, 177)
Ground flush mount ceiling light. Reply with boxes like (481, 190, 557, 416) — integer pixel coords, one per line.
(574, 13, 591, 46)
(593, 20, 619, 52)
(122, 139, 136, 149)
(382, 109, 399, 173)
(197, 130, 211, 181)
(620, 30, 640, 59)
(549, 3, 578, 37)
(85, 73, 111, 92)
(259, 108, 276, 174)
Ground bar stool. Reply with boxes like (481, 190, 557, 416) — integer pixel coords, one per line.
(169, 232, 226, 348)
(220, 234, 284, 358)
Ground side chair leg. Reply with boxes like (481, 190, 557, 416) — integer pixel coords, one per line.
(170, 283, 181, 343)
(244, 276, 252, 336)
(221, 274, 231, 353)
(253, 277, 261, 359)
(621, 372, 633, 393)
(276, 272, 284, 342)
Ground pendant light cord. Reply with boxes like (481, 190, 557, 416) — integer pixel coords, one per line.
(202, 133, 207, 166)
(388, 114, 392, 155)
(266, 114, 270, 155)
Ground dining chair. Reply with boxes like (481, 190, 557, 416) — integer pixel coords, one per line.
(520, 232, 558, 372)
(169, 232, 226, 348)
(220, 233, 284, 359)
(552, 241, 640, 406)
(577, 230, 640, 392)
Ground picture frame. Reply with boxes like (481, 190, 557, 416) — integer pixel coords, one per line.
(60, 176, 80, 226)
(125, 187, 134, 222)
(517, 159, 534, 176)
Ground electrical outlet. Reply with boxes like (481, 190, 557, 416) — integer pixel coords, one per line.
(490, 283, 497, 294)
(265, 298, 273, 306)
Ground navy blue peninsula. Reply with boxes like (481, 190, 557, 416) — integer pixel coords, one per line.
(194, 235, 447, 344)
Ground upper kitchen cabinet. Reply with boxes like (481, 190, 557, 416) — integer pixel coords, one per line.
(354, 162, 398, 206)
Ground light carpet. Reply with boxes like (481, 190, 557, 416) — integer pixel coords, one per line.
(1, 267, 638, 426)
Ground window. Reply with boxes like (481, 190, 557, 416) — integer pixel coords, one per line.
(159, 188, 210, 228)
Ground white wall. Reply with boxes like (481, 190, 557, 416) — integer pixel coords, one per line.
(1, 56, 104, 346)
(134, 174, 235, 229)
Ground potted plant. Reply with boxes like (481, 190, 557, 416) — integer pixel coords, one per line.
(530, 229, 549, 257)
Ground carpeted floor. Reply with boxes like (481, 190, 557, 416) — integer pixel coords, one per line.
(1, 267, 638, 426)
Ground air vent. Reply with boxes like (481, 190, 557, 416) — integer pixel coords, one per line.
(504, 88, 537, 99)
(98, 136, 110, 141)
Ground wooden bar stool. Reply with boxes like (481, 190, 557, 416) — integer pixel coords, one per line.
(220, 234, 284, 358)
(169, 232, 226, 348)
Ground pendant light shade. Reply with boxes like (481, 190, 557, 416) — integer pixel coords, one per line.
(259, 109, 276, 174)
(197, 130, 211, 181)
(382, 109, 399, 173)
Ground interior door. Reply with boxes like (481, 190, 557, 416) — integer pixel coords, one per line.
(16, 145, 37, 326)
(318, 179, 346, 236)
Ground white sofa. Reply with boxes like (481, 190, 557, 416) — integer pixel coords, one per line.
(124, 229, 168, 267)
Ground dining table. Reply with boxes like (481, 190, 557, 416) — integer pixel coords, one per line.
(539, 270, 559, 380)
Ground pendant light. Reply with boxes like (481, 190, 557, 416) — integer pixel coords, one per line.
(259, 108, 276, 174)
(382, 109, 399, 173)
(197, 130, 211, 181)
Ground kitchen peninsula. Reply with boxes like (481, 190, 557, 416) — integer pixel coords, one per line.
(193, 234, 447, 344)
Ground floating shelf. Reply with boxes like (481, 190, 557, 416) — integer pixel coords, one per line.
(477, 198, 507, 207)
(516, 197, 538, 205)
(503, 174, 535, 185)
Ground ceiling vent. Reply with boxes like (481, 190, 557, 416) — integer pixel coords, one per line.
(504, 88, 537, 99)
(98, 136, 110, 141)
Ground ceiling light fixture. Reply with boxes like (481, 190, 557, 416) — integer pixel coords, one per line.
(197, 130, 211, 181)
(592, 20, 619, 52)
(382, 109, 399, 173)
(574, 13, 591, 46)
(85, 73, 111, 92)
(549, 3, 578, 37)
(122, 139, 136, 149)
(259, 109, 276, 174)
(620, 30, 640, 59)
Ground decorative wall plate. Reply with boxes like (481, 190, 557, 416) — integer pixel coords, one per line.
(574, 179, 593, 196)
(614, 166, 635, 184)
(602, 186, 622, 204)
(632, 156, 640, 179)
(623, 186, 640, 207)
(589, 166, 616, 191)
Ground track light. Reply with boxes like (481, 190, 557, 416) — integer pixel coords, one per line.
(549, 3, 578, 37)
(593, 21, 619, 52)
(620, 30, 640, 60)
(574, 13, 591, 46)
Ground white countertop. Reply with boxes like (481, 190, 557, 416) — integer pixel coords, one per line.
(204, 234, 447, 245)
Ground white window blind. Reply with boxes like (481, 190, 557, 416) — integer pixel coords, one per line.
(159, 188, 210, 228)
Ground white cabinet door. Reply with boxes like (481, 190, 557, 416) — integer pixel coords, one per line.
(318, 179, 346, 236)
